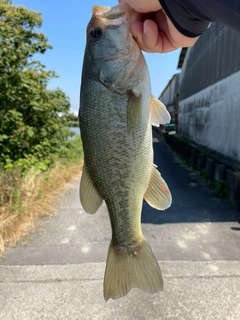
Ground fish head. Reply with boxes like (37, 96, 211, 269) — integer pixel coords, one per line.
(85, 4, 145, 94)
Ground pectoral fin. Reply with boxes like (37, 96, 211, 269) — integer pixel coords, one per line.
(144, 165, 172, 210)
(150, 95, 171, 126)
(127, 90, 142, 131)
(79, 164, 103, 214)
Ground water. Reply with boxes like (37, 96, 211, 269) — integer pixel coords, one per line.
(68, 127, 80, 139)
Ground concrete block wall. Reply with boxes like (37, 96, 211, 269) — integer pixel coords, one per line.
(178, 70, 240, 162)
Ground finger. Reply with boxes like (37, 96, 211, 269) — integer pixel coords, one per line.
(130, 21, 155, 53)
(142, 19, 160, 51)
(143, 12, 178, 52)
(131, 20, 177, 53)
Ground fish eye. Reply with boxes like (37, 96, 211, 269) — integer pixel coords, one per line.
(90, 27, 102, 39)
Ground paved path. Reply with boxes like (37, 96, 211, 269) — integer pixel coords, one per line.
(1, 132, 240, 320)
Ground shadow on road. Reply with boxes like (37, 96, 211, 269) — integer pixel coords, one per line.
(231, 227, 240, 231)
(141, 132, 240, 225)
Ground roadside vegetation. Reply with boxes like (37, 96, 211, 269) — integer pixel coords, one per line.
(0, 0, 83, 253)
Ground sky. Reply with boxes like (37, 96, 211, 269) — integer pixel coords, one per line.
(13, 0, 181, 113)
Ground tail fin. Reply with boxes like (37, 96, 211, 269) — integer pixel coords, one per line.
(104, 239, 163, 301)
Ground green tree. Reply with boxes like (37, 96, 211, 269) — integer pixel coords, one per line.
(0, 0, 71, 170)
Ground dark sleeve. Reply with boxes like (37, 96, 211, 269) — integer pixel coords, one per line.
(159, 0, 240, 37)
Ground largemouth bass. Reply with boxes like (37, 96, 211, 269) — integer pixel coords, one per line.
(79, 4, 172, 301)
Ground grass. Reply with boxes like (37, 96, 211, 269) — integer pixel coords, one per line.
(0, 135, 83, 254)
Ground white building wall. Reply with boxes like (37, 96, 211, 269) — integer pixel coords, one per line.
(160, 74, 179, 106)
(178, 71, 240, 161)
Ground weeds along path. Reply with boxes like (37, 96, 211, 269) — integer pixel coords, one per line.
(0, 162, 83, 254)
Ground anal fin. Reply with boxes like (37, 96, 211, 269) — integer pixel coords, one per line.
(144, 165, 172, 210)
(79, 164, 103, 214)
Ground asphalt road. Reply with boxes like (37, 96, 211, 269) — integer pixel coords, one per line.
(1, 132, 240, 320)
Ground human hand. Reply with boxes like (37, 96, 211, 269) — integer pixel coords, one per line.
(118, 0, 198, 53)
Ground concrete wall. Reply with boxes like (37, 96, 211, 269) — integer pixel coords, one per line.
(177, 23, 240, 162)
(178, 70, 240, 161)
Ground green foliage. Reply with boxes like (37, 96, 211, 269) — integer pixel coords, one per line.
(201, 168, 210, 181)
(63, 112, 78, 127)
(200, 169, 228, 199)
(67, 121, 79, 127)
(213, 180, 228, 199)
(0, 0, 73, 172)
(181, 157, 191, 167)
(64, 112, 78, 123)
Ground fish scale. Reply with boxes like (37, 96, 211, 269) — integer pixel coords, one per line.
(81, 70, 152, 243)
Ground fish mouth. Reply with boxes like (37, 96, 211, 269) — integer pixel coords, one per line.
(98, 6, 125, 20)
(91, 5, 112, 16)
(91, 3, 139, 26)
(88, 4, 139, 35)
(90, 5, 126, 30)
(86, 5, 125, 41)
(92, 5, 125, 20)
